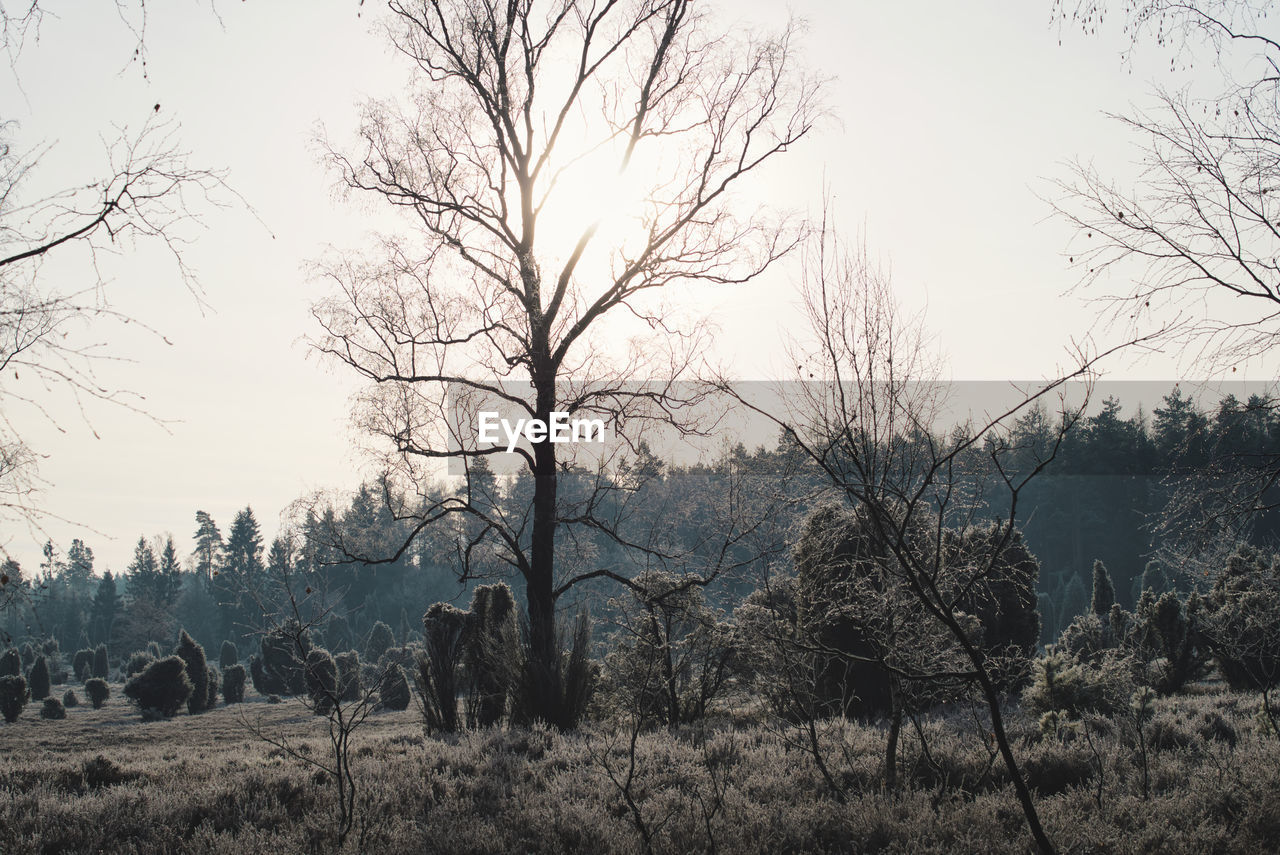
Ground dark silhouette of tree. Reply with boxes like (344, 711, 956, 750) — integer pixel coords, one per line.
(311, 0, 821, 722)
(193, 511, 223, 586)
(89, 572, 121, 647)
(217, 507, 265, 646)
(1091, 559, 1116, 617)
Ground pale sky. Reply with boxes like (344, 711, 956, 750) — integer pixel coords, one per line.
(0, 1, 1252, 574)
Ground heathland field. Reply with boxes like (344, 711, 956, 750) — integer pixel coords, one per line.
(3, 680, 1280, 854)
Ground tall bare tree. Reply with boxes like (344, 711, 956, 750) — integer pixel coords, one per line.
(722, 222, 1152, 855)
(312, 0, 821, 719)
(1051, 1, 1280, 538)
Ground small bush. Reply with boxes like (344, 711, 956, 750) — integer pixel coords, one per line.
(72, 649, 93, 682)
(85, 678, 110, 709)
(366, 620, 396, 664)
(28, 655, 50, 701)
(257, 624, 310, 695)
(1024, 649, 1128, 718)
(418, 603, 467, 731)
(62, 689, 79, 708)
(40, 697, 66, 720)
(305, 649, 338, 715)
(92, 644, 109, 680)
(174, 630, 209, 714)
(123, 656, 193, 719)
(0, 674, 28, 722)
(219, 640, 238, 669)
(0, 648, 19, 677)
(335, 651, 361, 701)
(125, 652, 154, 679)
(205, 666, 219, 711)
(1022, 743, 1095, 795)
(1197, 710, 1238, 747)
(82, 755, 135, 789)
(266, 694, 282, 704)
(379, 664, 411, 711)
(221, 664, 246, 704)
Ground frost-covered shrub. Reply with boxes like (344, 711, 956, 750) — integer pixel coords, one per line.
(72, 648, 94, 682)
(379, 664, 410, 711)
(0, 674, 28, 722)
(125, 652, 154, 679)
(92, 644, 109, 680)
(85, 678, 110, 709)
(28, 655, 50, 701)
(418, 603, 467, 732)
(221, 664, 246, 704)
(603, 571, 734, 728)
(219, 640, 238, 669)
(305, 649, 338, 715)
(62, 689, 80, 708)
(205, 666, 219, 711)
(256, 623, 310, 696)
(463, 583, 519, 728)
(40, 697, 66, 720)
(174, 631, 209, 714)
(0, 648, 19, 677)
(1204, 545, 1280, 691)
(1024, 649, 1128, 719)
(123, 656, 192, 719)
(335, 651, 361, 701)
(365, 620, 395, 665)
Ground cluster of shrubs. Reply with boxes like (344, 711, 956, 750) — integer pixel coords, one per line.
(122, 632, 248, 720)
(0, 640, 113, 722)
(1025, 550, 1280, 733)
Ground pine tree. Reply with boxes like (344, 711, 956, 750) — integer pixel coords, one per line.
(217, 507, 265, 644)
(1091, 560, 1116, 617)
(192, 511, 223, 585)
(157, 536, 183, 608)
(64, 539, 95, 597)
(125, 537, 161, 605)
(89, 573, 122, 647)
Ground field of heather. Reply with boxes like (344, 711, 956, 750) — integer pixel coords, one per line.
(3, 681, 1280, 854)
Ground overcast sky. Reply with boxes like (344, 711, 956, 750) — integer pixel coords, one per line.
(0, 1, 1254, 574)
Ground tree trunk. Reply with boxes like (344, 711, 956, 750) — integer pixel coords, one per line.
(526, 377, 560, 723)
(885, 684, 902, 792)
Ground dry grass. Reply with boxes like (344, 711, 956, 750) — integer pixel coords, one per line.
(2, 682, 1280, 853)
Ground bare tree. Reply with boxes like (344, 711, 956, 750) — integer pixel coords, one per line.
(312, 0, 822, 720)
(721, 222, 1151, 855)
(238, 540, 391, 847)
(0, 0, 232, 543)
(1051, 1, 1280, 536)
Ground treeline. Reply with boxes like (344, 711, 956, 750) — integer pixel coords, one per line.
(4, 385, 1278, 661)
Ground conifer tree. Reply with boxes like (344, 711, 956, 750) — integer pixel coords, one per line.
(216, 507, 265, 645)
(89, 573, 122, 647)
(1091, 559, 1116, 617)
(193, 511, 223, 585)
(28, 655, 50, 701)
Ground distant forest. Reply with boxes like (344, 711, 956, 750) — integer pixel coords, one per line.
(5, 384, 1276, 658)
